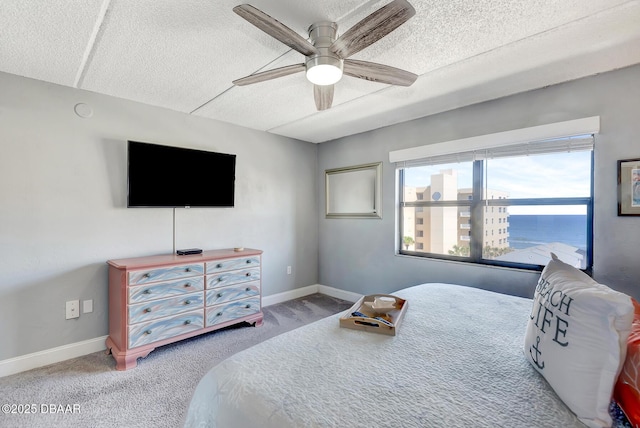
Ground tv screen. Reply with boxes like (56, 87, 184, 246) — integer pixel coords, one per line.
(127, 141, 235, 208)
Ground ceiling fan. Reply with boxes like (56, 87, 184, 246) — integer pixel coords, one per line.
(232, 0, 418, 111)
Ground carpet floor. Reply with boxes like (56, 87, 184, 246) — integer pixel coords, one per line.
(0, 293, 352, 428)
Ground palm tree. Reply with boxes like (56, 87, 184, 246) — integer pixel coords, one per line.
(449, 245, 470, 256)
(403, 236, 415, 250)
(483, 246, 513, 259)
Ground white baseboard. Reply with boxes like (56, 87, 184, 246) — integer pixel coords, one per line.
(262, 284, 320, 306)
(317, 284, 361, 303)
(262, 284, 361, 306)
(0, 335, 108, 378)
(1, 285, 360, 377)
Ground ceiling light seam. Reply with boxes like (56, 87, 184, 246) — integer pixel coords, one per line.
(189, 49, 295, 114)
(333, 0, 382, 28)
(73, 0, 112, 88)
(189, 86, 235, 115)
(264, 86, 387, 134)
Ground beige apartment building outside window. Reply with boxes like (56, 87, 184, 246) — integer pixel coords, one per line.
(403, 169, 508, 256)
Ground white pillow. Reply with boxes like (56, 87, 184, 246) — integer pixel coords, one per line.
(523, 253, 634, 428)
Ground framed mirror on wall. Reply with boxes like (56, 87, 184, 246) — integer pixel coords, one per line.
(325, 162, 382, 219)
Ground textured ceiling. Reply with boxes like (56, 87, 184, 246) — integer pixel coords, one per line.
(1, 0, 639, 143)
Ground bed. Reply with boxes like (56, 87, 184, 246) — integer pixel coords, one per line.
(184, 282, 633, 428)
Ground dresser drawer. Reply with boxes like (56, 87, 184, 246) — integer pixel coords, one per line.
(128, 310, 204, 349)
(128, 291, 204, 324)
(129, 263, 204, 285)
(206, 256, 260, 274)
(206, 297, 260, 327)
(129, 276, 204, 304)
(207, 267, 260, 288)
(205, 280, 260, 306)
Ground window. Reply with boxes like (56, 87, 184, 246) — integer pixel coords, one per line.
(394, 122, 596, 271)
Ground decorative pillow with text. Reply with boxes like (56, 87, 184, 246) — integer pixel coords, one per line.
(614, 297, 640, 427)
(524, 253, 634, 428)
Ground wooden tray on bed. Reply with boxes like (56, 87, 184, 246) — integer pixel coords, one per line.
(339, 294, 408, 336)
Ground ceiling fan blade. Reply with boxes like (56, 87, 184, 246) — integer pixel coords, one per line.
(233, 4, 318, 57)
(314, 84, 334, 110)
(330, 0, 415, 59)
(343, 59, 417, 86)
(233, 63, 305, 86)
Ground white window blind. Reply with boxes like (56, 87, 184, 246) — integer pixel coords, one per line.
(398, 135, 594, 168)
(390, 116, 599, 168)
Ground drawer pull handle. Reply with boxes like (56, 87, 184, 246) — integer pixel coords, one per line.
(185, 300, 191, 305)
(246, 272, 252, 277)
(184, 283, 191, 288)
(216, 312, 222, 317)
(245, 287, 251, 292)
(246, 260, 252, 264)
(143, 273, 150, 278)
(145, 330, 152, 335)
(144, 308, 152, 313)
(184, 320, 192, 325)
(185, 268, 191, 272)
(245, 304, 251, 309)
(216, 263, 222, 268)
(143, 289, 151, 294)
(218, 277, 224, 282)
(217, 293, 223, 298)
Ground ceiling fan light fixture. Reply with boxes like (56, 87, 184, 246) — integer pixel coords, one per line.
(306, 63, 342, 86)
(306, 56, 343, 86)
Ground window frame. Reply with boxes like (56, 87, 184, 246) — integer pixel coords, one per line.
(398, 152, 594, 272)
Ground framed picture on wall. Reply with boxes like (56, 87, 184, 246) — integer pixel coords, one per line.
(617, 158, 640, 216)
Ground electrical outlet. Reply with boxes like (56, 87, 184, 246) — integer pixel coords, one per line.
(66, 300, 80, 319)
(83, 299, 93, 314)
(287, 266, 292, 275)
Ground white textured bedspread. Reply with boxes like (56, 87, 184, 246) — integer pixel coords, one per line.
(184, 283, 586, 428)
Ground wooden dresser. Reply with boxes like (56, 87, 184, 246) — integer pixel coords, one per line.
(106, 248, 263, 370)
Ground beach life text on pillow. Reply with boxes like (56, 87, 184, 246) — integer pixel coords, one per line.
(524, 253, 634, 428)
(528, 268, 572, 369)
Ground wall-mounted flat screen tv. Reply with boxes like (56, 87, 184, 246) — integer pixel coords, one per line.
(127, 140, 235, 208)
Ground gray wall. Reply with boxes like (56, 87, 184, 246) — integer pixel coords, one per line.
(2, 64, 639, 362)
(0, 72, 318, 360)
(318, 64, 640, 301)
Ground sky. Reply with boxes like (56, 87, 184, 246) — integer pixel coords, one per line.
(404, 151, 591, 215)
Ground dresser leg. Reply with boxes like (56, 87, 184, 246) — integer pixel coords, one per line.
(251, 312, 264, 327)
(106, 337, 154, 370)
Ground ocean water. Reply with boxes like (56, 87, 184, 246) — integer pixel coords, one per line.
(507, 215, 587, 251)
